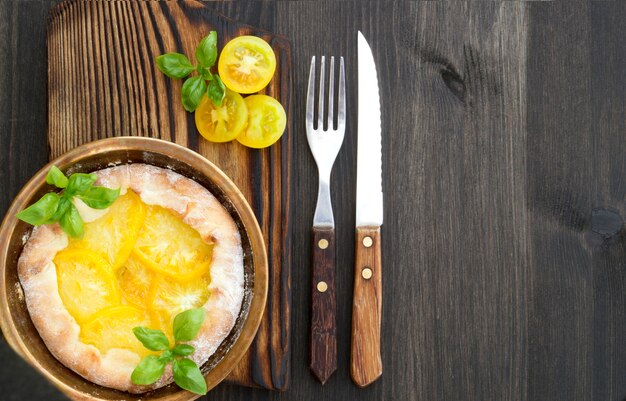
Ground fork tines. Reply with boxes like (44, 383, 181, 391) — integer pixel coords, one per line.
(306, 56, 346, 134)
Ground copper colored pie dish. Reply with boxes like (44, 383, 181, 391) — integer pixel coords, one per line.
(0, 137, 268, 401)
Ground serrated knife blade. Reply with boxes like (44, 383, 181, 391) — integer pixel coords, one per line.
(356, 31, 383, 227)
(351, 31, 383, 388)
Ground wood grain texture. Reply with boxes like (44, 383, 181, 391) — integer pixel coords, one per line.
(0, 1, 50, 219)
(310, 227, 337, 384)
(526, 2, 626, 401)
(385, 3, 529, 400)
(46, 0, 291, 391)
(351, 227, 382, 387)
(1, 1, 626, 401)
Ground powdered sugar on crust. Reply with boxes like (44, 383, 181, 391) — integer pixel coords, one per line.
(17, 164, 245, 393)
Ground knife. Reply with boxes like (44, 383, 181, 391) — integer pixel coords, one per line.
(351, 31, 383, 388)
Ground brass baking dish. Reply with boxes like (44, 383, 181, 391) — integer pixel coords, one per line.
(0, 137, 268, 401)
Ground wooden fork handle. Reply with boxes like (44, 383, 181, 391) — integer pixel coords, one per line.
(351, 226, 382, 387)
(310, 227, 337, 384)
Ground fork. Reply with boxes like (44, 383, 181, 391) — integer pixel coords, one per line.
(306, 55, 346, 384)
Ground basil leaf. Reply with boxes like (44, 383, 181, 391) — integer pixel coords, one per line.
(195, 31, 217, 68)
(132, 327, 170, 351)
(172, 344, 195, 357)
(207, 75, 226, 107)
(159, 349, 174, 363)
(16, 193, 60, 226)
(48, 195, 71, 222)
(45, 166, 68, 189)
(173, 308, 205, 342)
(77, 187, 120, 209)
(156, 53, 195, 79)
(59, 203, 84, 238)
(66, 173, 97, 195)
(172, 358, 207, 395)
(131, 355, 166, 385)
(181, 76, 207, 112)
(197, 66, 212, 81)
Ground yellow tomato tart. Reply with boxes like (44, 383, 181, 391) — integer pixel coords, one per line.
(17, 164, 244, 393)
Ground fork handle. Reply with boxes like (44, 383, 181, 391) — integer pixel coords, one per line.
(351, 226, 382, 387)
(310, 226, 337, 384)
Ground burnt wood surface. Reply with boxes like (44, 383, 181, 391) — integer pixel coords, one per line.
(1, 1, 626, 401)
(45, 0, 292, 392)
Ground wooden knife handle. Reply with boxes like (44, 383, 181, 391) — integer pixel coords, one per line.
(351, 226, 382, 387)
(310, 227, 337, 384)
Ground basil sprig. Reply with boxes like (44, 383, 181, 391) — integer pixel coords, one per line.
(131, 308, 207, 395)
(16, 166, 120, 238)
(156, 31, 225, 111)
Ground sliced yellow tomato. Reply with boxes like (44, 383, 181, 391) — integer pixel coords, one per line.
(134, 205, 213, 280)
(195, 89, 248, 143)
(148, 308, 176, 344)
(69, 190, 146, 269)
(236, 95, 287, 149)
(133, 248, 210, 282)
(54, 249, 120, 322)
(149, 275, 210, 340)
(117, 253, 154, 308)
(218, 36, 276, 94)
(80, 306, 153, 357)
(150, 275, 210, 315)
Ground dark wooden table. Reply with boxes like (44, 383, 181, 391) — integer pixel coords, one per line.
(1, 1, 625, 400)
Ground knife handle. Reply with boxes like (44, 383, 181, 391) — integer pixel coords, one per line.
(351, 226, 382, 387)
(310, 227, 337, 384)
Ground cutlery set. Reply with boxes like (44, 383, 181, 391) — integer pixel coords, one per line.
(307, 31, 383, 387)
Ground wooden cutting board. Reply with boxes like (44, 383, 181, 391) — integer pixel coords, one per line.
(47, 0, 291, 391)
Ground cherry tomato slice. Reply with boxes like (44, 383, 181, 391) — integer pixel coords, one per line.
(236, 95, 286, 149)
(194, 89, 248, 143)
(218, 36, 276, 94)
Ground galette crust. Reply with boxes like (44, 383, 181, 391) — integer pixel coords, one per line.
(17, 164, 245, 393)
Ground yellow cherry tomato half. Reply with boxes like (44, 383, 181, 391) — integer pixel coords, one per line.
(236, 95, 287, 149)
(218, 36, 276, 94)
(195, 89, 248, 143)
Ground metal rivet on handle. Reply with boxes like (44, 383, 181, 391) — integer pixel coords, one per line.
(362, 267, 373, 279)
(317, 281, 328, 292)
(362, 236, 373, 247)
(318, 239, 329, 249)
